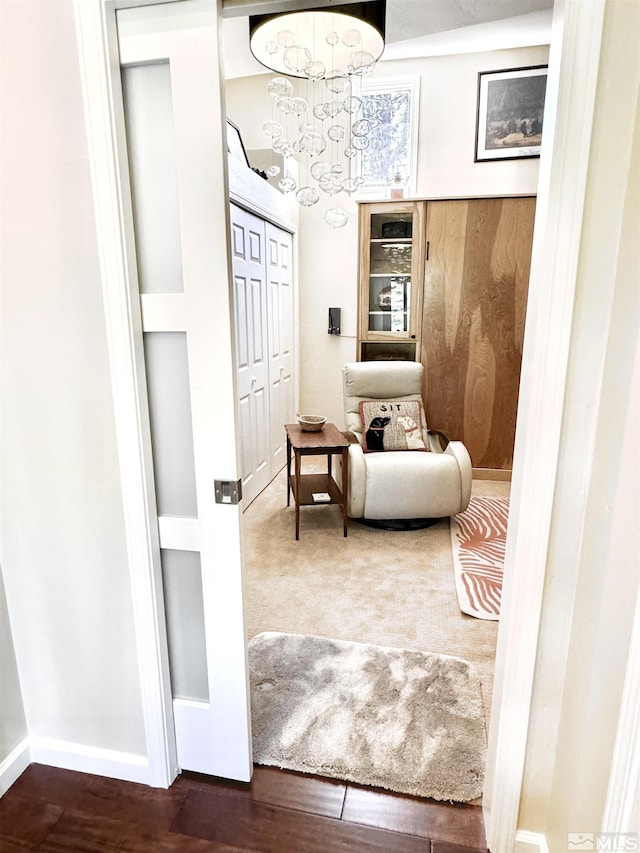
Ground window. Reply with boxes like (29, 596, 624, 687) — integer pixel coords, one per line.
(356, 76, 420, 199)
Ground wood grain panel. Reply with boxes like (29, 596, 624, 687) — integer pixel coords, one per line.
(0, 795, 64, 850)
(39, 807, 237, 852)
(1, 764, 489, 852)
(463, 306, 496, 465)
(421, 197, 535, 470)
(341, 785, 486, 847)
(242, 766, 346, 818)
(172, 787, 433, 852)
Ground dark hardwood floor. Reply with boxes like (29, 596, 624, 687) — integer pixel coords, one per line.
(0, 763, 488, 852)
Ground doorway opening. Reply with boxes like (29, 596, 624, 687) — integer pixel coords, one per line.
(76, 0, 604, 849)
(222, 7, 527, 816)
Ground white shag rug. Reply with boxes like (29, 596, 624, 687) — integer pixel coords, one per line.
(249, 631, 487, 802)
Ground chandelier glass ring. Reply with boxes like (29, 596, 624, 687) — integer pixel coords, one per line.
(249, 2, 388, 227)
(249, 6, 385, 80)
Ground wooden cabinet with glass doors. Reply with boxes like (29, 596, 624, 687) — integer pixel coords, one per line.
(357, 201, 426, 362)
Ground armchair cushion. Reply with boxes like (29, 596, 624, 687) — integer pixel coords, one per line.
(360, 399, 428, 452)
(342, 361, 472, 519)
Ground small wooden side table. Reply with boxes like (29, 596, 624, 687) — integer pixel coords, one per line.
(285, 423, 349, 540)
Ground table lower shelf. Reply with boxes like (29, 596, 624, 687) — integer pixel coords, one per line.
(289, 473, 343, 507)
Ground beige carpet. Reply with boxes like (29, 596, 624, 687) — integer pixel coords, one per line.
(242, 463, 509, 726)
(249, 631, 487, 802)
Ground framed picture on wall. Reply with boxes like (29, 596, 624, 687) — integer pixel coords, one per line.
(475, 65, 548, 162)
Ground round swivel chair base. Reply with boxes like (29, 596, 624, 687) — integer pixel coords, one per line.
(354, 517, 440, 531)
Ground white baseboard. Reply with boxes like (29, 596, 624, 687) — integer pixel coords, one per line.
(0, 737, 31, 795)
(472, 467, 512, 482)
(515, 830, 550, 853)
(29, 737, 151, 785)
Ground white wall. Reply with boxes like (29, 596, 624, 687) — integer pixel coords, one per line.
(0, 1, 146, 757)
(226, 44, 549, 428)
(0, 566, 27, 765)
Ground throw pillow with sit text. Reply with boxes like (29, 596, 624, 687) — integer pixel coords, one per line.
(359, 400, 428, 452)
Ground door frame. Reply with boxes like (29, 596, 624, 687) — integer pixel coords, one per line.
(73, 0, 178, 788)
(72, 0, 629, 846)
(482, 0, 607, 845)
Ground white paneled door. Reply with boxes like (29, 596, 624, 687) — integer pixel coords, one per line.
(266, 223, 295, 480)
(231, 206, 271, 508)
(230, 205, 295, 507)
(118, 5, 251, 781)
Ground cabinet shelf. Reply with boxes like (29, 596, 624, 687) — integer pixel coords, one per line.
(370, 237, 412, 244)
(369, 273, 411, 279)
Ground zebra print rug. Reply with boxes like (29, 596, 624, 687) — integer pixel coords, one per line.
(450, 497, 509, 620)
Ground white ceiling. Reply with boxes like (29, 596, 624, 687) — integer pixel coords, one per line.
(222, 0, 553, 78)
(384, 0, 553, 41)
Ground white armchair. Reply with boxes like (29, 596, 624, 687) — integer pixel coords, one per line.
(342, 361, 472, 521)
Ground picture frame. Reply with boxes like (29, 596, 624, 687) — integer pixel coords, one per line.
(226, 119, 250, 167)
(475, 65, 548, 162)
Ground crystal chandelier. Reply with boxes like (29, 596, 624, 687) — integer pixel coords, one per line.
(249, 2, 387, 228)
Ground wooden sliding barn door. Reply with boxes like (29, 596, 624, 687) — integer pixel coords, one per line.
(421, 197, 535, 471)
